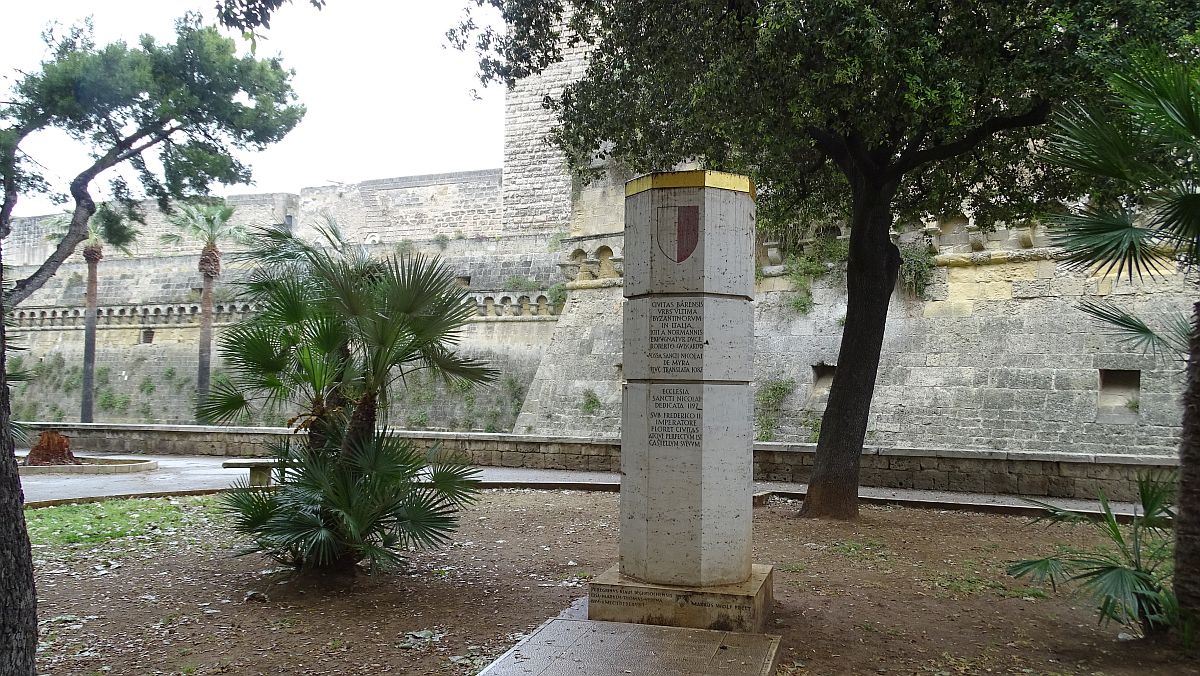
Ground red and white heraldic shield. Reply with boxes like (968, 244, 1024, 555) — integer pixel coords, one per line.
(656, 205, 699, 264)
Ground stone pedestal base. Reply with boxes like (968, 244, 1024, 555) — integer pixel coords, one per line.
(587, 564, 773, 633)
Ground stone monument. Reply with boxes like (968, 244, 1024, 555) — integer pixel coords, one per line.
(588, 170, 773, 633)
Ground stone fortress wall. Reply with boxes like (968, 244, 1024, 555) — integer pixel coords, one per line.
(5, 38, 1195, 462)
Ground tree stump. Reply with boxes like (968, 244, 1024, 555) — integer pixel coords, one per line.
(25, 431, 78, 466)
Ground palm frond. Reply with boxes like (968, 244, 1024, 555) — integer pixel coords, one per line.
(1041, 102, 1148, 183)
(1007, 557, 1071, 591)
(196, 378, 254, 424)
(1077, 300, 1182, 359)
(1149, 181, 1200, 264)
(1047, 205, 1175, 282)
(1135, 472, 1177, 531)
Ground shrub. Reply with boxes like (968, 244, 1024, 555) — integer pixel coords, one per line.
(503, 276, 541, 292)
(138, 377, 157, 395)
(547, 283, 569, 310)
(581, 389, 602, 415)
(1008, 474, 1181, 639)
(207, 222, 495, 573)
(221, 433, 479, 572)
(898, 240, 936, 299)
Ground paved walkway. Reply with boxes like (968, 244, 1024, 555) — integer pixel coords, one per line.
(17, 451, 1137, 516)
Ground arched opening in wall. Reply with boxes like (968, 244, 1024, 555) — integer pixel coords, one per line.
(570, 248, 587, 263)
(596, 246, 616, 278)
(1097, 369, 1140, 424)
(808, 363, 836, 409)
(141, 329, 155, 345)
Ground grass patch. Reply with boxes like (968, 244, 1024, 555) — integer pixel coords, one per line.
(831, 538, 889, 561)
(25, 496, 219, 546)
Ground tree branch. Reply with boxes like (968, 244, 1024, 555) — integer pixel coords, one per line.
(7, 121, 189, 306)
(889, 98, 1051, 177)
(0, 117, 50, 240)
(806, 127, 853, 177)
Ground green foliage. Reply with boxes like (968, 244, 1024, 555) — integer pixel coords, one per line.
(1078, 300, 1191, 362)
(547, 283, 568, 310)
(12, 401, 39, 422)
(502, 374, 525, 417)
(832, 538, 889, 562)
(32, 353, 66, 382)
(2, 14, 304, 305)
(394, 239, 415, 257)
(96, 388, 131, 413)
(503, 276, 541, 292)
(1044, 51, 1200, 282)
(547, 230, 568, 251)
(898, 241, 936, 299)
(163, 367, 178, 382)
(95, 366, 111, 386)
(580, 389, 601, 416)
(801, 413, 823, 444)
(783, 236, 848, 315)
(138, 377, 157, 396)
(454, 2, 1198, 230)
(1008, 474, 1179, 637)
(754, 378, 795, 442)
(47, 404, 65, 422)
(61, 367, 82, 394)
(161, 202, 247, 255)
(206, 222, 494, 572)
(484, 408, 502, 433)
(434, 233, 450, 251)
(201, 222, 495, 430)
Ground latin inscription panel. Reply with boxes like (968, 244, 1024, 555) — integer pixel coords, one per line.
(622, 296, 753, 382)
(648, 298, 704, 376)
(648, 384, 702, 449)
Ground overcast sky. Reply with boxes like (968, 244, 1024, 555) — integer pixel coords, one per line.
(1, 1, 505, 216)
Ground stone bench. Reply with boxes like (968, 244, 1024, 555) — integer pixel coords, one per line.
(221, 459, 279, 486)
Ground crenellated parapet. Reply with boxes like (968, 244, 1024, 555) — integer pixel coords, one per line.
(12, 302, 259, 331)
(556, 233, 625, 282)
(467, 291, 562, 318)
(12, 291, 568, 331)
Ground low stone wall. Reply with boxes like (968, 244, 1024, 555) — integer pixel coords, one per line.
(29, 423, 1175, 501)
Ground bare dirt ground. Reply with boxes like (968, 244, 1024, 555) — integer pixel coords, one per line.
(30, 490, 1197, 675)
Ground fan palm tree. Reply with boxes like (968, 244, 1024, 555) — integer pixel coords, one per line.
(201, 222, 496, 573)
(48, 205, 139, 422)
(161, 202, 247, 412)
(1041, 50, 1200, 626)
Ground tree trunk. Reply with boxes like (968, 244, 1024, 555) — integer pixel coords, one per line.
(0, 238, 38, 675)
(1175, 301, 1200, 624)
(196, 271, 215, 418)
(80, 245, 101, 423)
(800, 176, 900, 520)
(341, 390, 378, 459)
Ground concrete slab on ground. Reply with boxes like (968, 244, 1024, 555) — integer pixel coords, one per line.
(478, 618, 780, 676)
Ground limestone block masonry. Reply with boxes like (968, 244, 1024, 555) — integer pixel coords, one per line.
(589, 171, 773, 633)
